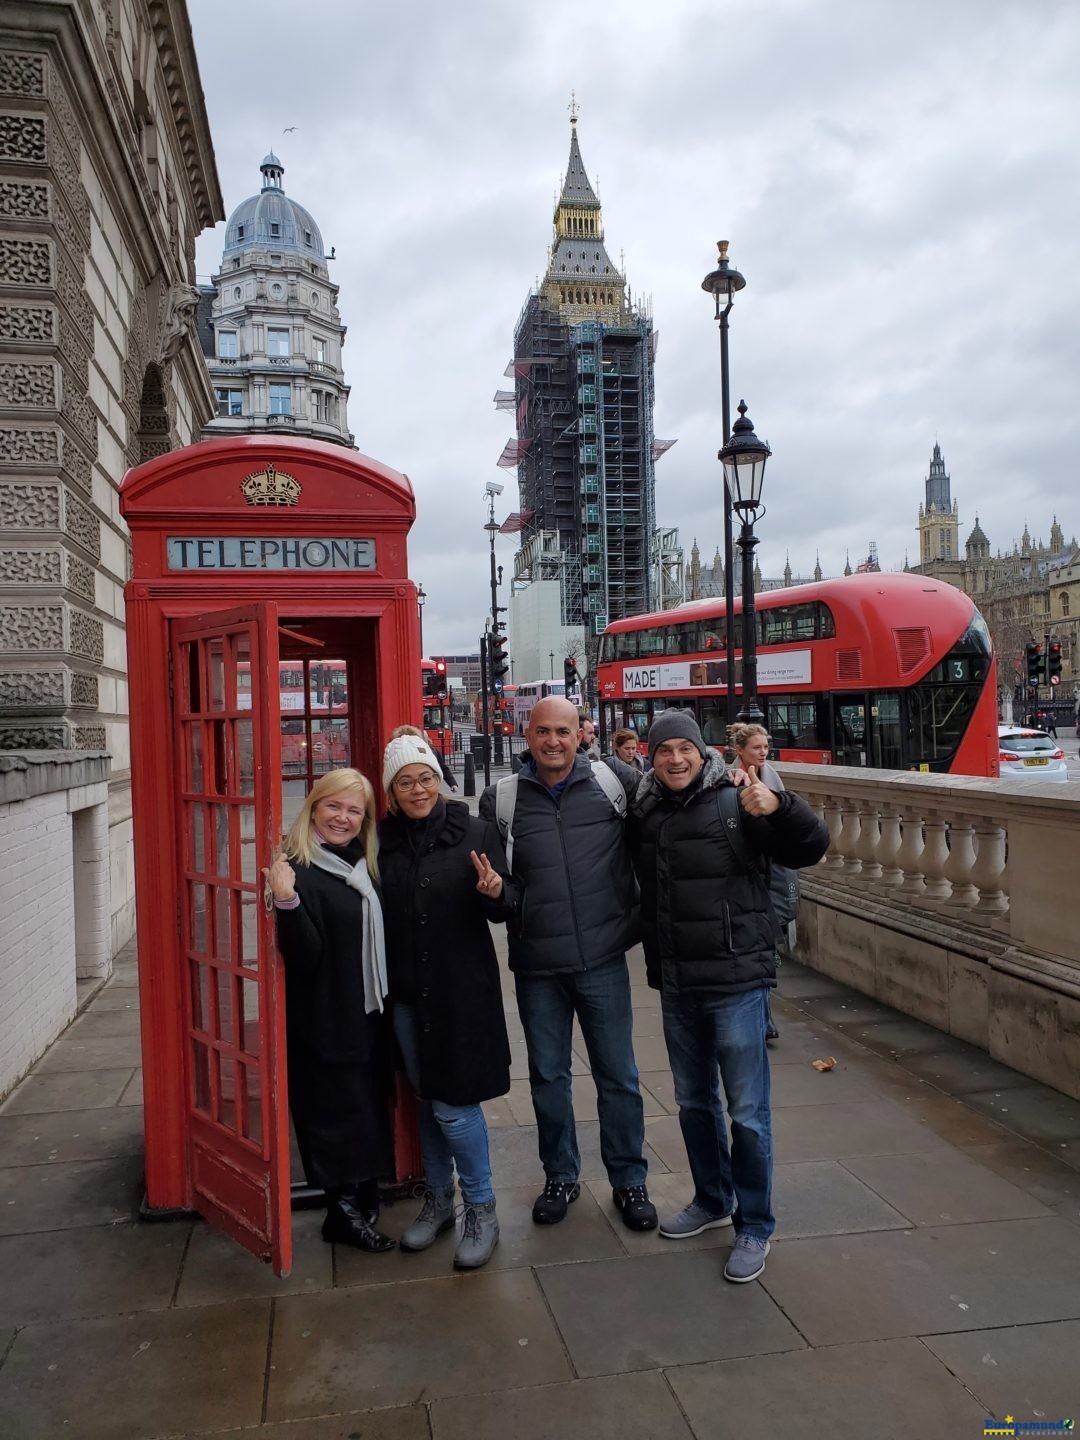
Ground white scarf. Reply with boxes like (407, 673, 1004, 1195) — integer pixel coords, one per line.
(308, 845, 388, 1015)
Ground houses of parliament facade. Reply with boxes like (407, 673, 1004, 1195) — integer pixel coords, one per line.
(912, 444, 1078, 700)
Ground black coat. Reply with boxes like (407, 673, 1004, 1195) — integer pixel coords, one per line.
(478, 755, 640, 976)
(628, 751, 829, 999)
(377, 800, 512, 1106)
(274, 838, 389, 1067)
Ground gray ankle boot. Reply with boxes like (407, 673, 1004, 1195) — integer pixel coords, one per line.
(454, 1199, 499, 1270)
(400, 1185, 455, 1252)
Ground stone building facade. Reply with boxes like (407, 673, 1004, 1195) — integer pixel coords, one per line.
(0, 0, 222, 966)
(911, 447, 1078, 701)
(198, 152, 353, 446)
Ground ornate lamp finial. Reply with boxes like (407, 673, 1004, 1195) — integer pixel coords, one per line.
(569, 90, 579, 126)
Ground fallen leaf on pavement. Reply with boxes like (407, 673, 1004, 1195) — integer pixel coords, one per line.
(811, 1056, 837, 1072)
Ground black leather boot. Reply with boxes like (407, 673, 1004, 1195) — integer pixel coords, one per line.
(322, 1194, 396, 1252)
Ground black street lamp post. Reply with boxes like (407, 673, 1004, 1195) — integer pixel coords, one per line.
(416, 583, 426, 655)
(549, 650, 555, 679)
(719, 400, 771, 725)
(702, 241, 746, 724)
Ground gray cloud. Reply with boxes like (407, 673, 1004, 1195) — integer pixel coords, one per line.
(189, 0, 1080, 654)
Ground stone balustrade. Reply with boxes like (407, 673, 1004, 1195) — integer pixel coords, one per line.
(777, 762, 1080, 1101)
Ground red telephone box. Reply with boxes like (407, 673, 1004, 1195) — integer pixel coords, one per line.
(120, 435, 423, 1276)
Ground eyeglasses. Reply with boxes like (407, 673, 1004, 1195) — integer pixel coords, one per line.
(394, 773, 439, 792)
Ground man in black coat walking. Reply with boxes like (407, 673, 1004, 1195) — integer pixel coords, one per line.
(628, 711, 829, 1284)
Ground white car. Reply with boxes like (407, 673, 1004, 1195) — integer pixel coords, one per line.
(997, 725, 1070, 783)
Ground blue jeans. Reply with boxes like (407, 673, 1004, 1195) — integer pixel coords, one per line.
(661, 985, 774, 1241)
(393, 1003, 494, 1205)
(515, 958, 647, 1189)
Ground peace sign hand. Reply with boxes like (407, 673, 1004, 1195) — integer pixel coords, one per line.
(262, 851, 297, 901)
(470, 850, 503, 900)
(738, 765, 780, 817)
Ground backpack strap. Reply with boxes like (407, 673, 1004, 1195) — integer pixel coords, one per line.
(494, 774, 519, 870)
(590, 758, 628, 818)
(716, 785, 754, 869)
(495, 762, 625, 872)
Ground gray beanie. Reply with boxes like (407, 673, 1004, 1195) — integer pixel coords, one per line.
(647, 710, 709, 762)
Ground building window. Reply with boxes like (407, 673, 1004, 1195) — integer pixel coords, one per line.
(312, 337, 327, 363)
(268, 328, 290, 357)
(1063, 593, 1071, 617)
(304, 230, 312, 245)
(270, 254, 282, 266)
(269, 384, 291, 415)
(312, 390, 324, 421)
(215, 388, 243, 417)
(218, 332, 238, 358)
(270, 222, 281, 237)
(233, 285, 242, 300)
(311, 291, 320, 307)
(237, 224, 245, 240)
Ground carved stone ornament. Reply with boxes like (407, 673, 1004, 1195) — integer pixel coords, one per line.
(157, 283, 200, 366)
(241, 463, 301, 507)
(0, 723, 67, 749)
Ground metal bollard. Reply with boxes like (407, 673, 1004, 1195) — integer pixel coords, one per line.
(463, 752, 476, 797)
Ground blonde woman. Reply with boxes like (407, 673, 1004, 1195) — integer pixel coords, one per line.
(263, 768, 395, 1253)
(728, 723, 785, 1042)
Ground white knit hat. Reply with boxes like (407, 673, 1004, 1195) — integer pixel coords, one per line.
(382, 734, 441, 789)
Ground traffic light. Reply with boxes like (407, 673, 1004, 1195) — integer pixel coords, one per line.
(563, 657, 580, 701)
(1024, 640, 1044, 686)
(489, 628, 509, 693)
(1048, 641, 1063, 684)
(434, 658, 447, 699)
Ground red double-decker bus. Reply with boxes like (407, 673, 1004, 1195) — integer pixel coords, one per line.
(474, 684, 517, 736)
(421, 658, 452, 757)
(597, 572, 998, 775)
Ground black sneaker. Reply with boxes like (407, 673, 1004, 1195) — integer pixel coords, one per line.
(532, 1179, 580, 1225)
(613, 1184, 658, 1231)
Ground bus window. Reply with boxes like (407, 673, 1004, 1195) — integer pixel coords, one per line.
(665, 620, 700, 655)
(760, 603, 819, 645)
(832, 697, 867, 765)
(613, 631, 639, 660)
(870, 693, 904, 769)
(701, 708, 728, 746)
(638, 628, 665, 657)
(819, 604, 836, 640)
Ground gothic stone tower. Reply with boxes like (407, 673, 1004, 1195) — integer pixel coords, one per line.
(916, 443, 961, 582)
(509, 111, 657, 655)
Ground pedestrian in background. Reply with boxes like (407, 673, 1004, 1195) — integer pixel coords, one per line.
(612, 726, 650, 774)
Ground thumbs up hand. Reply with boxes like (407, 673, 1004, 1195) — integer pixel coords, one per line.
(738, 764, 780, 817)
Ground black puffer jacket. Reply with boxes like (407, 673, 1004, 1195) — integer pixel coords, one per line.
(478, 755, 639, 976)
(377, 800, 512, 1106)
(628, 751, 828, 998)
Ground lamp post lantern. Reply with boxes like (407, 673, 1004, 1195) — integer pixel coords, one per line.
(719, 400, 771, 725)
(549, 650, 555, 679)
(702, 241, 746, 723)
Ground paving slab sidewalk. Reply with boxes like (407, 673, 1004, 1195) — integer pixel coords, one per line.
(1, 942, 1078, 1440)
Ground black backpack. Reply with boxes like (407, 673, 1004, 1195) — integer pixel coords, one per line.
(715, 786, 800, 945)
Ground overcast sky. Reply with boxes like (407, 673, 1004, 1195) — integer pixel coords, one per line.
(188, 0, 1080, 657)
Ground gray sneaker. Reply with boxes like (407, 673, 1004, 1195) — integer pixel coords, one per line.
(454, 1199, 499, 1270)
(724, 1234, 770, 1283)
(400, 1185, 455, 1252)
(660, 1200, 734, 1240)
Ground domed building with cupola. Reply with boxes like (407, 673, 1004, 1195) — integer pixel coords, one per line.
(198, 153, 353, 445)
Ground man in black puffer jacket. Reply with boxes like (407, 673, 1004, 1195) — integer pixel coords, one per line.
(480, 697, 655, 1233)
(628, 711, 828, 1284)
